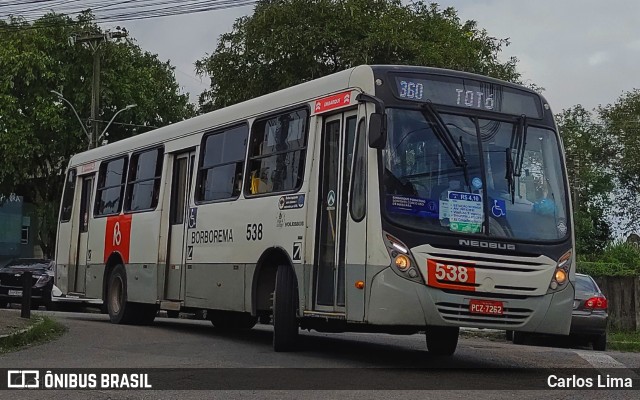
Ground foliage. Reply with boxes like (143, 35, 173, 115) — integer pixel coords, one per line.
(195, 0, 521, 111)
(577, 242, 640, 277)
(599, 90, 640, 234)
(0, 12, 195, 257)
(556, 105, 615, 256)
(0, 317, 66, 354)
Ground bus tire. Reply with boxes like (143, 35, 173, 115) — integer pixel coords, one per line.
(167, 310, 180, 318)
(107, 264, 137, 324)
(273, 264, 299, 352)
(425, 326, 459, 355)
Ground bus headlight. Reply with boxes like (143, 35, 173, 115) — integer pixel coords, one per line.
(383, 232, 423, 284)
(549, 250, 571, 291)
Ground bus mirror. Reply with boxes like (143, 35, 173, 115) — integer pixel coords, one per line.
(369, 113, 387, 149)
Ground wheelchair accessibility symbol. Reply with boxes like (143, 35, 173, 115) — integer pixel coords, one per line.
(491, 199, 506, 218)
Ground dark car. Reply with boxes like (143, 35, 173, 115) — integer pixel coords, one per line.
(0, 258, 55, 310)
(508, 273, 608, 350)
(570, 273, 608, 350)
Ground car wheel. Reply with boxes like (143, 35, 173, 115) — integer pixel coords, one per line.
(425, 326, 459, 355)
(593, 333, 607, 351)
(272, 264, 299, 352)
(167, 310, 180, 318)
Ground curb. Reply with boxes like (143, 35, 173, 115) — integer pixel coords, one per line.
(0, 317, 45, 341)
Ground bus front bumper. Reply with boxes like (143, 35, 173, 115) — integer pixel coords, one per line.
(367, 267, 574, 335)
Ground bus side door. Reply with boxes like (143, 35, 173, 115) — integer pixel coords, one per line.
(164, 151, 195, 301)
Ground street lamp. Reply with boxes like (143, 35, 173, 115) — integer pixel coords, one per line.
(50, 90, 90, 143)
(98, 104, 137, 144)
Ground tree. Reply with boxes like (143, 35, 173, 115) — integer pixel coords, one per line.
(195, 0, 521, 111)
(598, 89, 640, 234)
(556, 105, 614, 255)
(0, 12, 195, 257)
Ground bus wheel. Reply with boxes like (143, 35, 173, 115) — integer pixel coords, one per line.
(107, 264, 137, 324)
(272, 264, 299, 352)
(425, 326, 459, 355)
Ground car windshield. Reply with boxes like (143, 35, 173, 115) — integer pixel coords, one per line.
(382, 108, 569, 241)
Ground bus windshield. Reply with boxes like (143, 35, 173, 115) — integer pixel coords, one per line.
(382, 107, 569, 241)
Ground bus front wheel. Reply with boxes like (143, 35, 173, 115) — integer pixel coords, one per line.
(426, 326, 459, 356)
(272, 264, 299, 352)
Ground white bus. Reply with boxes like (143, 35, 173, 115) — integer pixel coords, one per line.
(55, 65, 575, 354)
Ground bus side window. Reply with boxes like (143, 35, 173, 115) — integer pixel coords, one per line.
(125, 147, 164, 212)
(94, 156, 128, 217)
(196, 124, 248, 202)
(350, 118, 367, 221)
(245, 108, 309, 196)
(59, 168, 77, 223)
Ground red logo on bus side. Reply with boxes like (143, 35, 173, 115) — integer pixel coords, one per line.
(104, 214, 132, 263)
(314, 91, 352, 114)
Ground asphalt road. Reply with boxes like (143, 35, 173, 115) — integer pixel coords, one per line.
(1, 310, 639, 399)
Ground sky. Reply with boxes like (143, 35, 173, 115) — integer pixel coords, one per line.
(4, 0, 639, 113)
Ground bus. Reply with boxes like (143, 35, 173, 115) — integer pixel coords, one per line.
(54, 65, 575, 354)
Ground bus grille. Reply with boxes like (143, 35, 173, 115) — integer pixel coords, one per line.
(436, 302, 533, 326)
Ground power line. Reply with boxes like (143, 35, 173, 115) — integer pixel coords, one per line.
(0, 0, 257, 29)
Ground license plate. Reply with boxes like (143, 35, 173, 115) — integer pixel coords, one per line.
(8, 289, 22, 296)
(469, 299, 504, 315)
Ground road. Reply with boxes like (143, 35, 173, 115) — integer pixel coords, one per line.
(1, 310, 639, 399)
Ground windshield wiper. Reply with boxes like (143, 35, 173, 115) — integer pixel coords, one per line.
(505, 115, 527, 204)
(505, 147, 515, 204)
(421, 102, 470, 188)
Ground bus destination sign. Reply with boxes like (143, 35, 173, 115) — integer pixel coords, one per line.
(393, 75, 542, 118)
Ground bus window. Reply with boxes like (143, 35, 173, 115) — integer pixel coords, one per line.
(125, 147, 163, 212)
(246, 108, 309, 195)
(94, 156, 128, 217)
(197, 124, 248, 202)
(350, 119, 367, 221)
(60, 168, 77, 223)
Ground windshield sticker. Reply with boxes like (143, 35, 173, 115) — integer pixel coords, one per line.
(491, 199, 506, 218)
(448, 191, 483, 233)
(387, 195, 438, 218)
(472, 177, 483, 190)
(557, 220, 567, 235)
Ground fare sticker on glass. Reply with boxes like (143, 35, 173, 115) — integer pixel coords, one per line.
(448, 191, 483, 233)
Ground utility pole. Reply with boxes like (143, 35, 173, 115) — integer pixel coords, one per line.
(72, 30, 128, 149)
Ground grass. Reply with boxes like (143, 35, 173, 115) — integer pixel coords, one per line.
(0, 316, 67, 354)
(608, 331, 640, 352)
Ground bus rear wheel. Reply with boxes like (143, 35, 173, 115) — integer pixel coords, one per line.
(426, 326, 459, 356)
(107, 264, 156, 325)
(272, 264, 299, 352)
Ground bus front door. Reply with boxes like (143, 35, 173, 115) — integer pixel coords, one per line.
(314, 110, 360, 313)
(165, 151, 195, 301)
